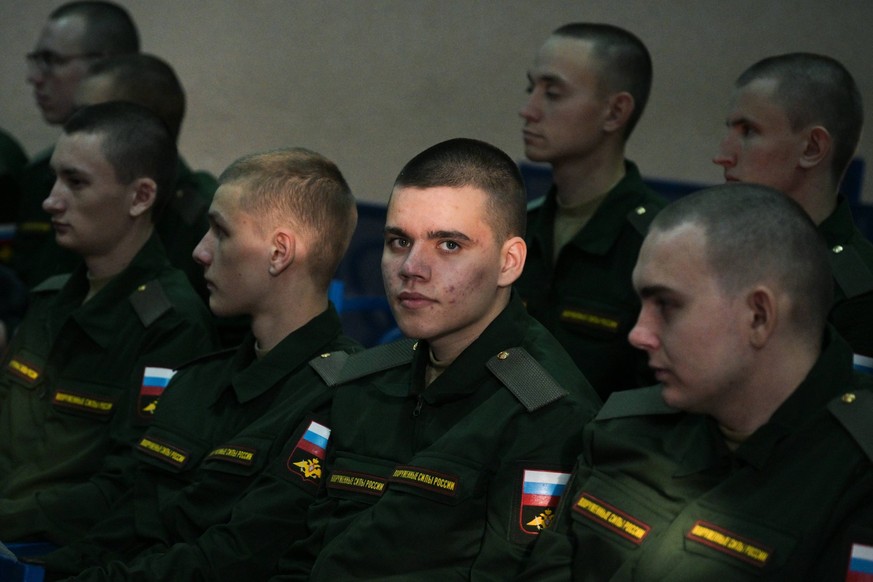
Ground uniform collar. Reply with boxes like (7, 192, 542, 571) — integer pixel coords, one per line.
(61, 233, 172, 348)
(817, 194, 857, 246)
(220, 304, 344, 404)
(409, 293, 528, 403)
(530, 160, 654, 258)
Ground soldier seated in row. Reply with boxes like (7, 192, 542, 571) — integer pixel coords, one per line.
(0, 102, 216, 543)
(520, 184, 873, 581)
(276, 138, 601, 580)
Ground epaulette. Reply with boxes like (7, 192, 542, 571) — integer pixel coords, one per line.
(828, 243, 873, 299)
(486, 347, 568, 413)
(170, 186, 210, 226)
(334, 338, 417, 384)
(828, 389, 873, 462)
(526, 196, 546, 212)
(626, 203, 660, 236)
(309, 350, 351, 387)
(31, 274, 70, 293)
(129, 280, 172, 327)
(595, 385, 678, 421)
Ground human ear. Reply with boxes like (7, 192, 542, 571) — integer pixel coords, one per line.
(747, 286, 777, 349)
(604, 92, 634, 134)
(129, 178, 157, 218)
(798, 126, 831, 170)
(268, 229, 296, 276)
(497, 236, 526, 288)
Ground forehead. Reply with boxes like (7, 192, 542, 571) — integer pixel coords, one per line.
(51, 131, 109, 171)
(210, 183, 246, 218)
(531, 36, 601, 81)
(388, 185, 491, 230)
(37, 15, 87, 52)
(634, 224, 714, 289)
(729, 78, 791, 123)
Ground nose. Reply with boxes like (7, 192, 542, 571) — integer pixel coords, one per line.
(192, 231, 213, 267)
(398, 246, 430, 281)
(628, 307, 659, 352)
(519, 91, 540, 122)
(42, 179, 66, 214)
(712, 136, 736, 169)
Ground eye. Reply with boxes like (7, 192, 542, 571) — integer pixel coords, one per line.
(386, 236, 411, 250)
(438, 240, 461, 252)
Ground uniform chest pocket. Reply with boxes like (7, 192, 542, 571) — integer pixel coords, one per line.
(676, 504, 798, 576)
(385, 452, 486, 507)
(325, 452, 395, 505)
(568, 472, 675, 551)
(201, 436, 272, 477)
(49, 376, 124, 422)
(134, 427, 208, 474)
(557, 298, 633, 340)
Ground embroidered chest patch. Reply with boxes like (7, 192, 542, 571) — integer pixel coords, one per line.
(136, 435, 190, 469)
(573, 492, 651, 545)
(285, 420, 331, 486)
(52, 389, 115, 417)
(389, 465, 460, 496)
(7, 355, 42, 385)
(207, 445, 256, 466)
(519, 469, 571, 535)
(327, 469, 388, 496)
(559, 308, 621, 333)
(686, 520, 772, 567)
(138, 367, 177, 418)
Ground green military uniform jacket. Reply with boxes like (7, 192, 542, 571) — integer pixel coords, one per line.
(0, 234, 216, 544)
(11, 150, 215, 295)
(515, 161, 666, 399)
(281, 294, 601, 580)
(521, 329, 873, 581)
(42, 306, 360, 581)
(819, 195, 873, 357)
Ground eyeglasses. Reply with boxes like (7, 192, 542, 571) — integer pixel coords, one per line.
(26, 50, 101, 74)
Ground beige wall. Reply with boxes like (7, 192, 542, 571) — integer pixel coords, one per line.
(2, 0, 871, 203)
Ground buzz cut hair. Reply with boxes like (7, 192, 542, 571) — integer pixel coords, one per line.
(219, 148, 357, 292)
(84, 53, 186, 141)
(50, 1, 139, 55)
(736, 53, 863, 188)
(649, 183, 833, 343)
(552, 22, 653, 140)
(393, 137, 527, 242)
(63, 101, 177, 222)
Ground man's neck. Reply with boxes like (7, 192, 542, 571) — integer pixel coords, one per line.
(84, 223, 154, 280)
(551, 149, 627, 207)
(250, 285, 328, 352)
(788, 175, 838, 225)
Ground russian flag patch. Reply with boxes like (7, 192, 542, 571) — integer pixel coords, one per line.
(286, 420, 331, 486)
(519, 469, 571, 535)
(138, 367, 176, 418)
(847, 543, 873, 581)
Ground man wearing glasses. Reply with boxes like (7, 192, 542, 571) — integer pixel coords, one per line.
(12, 1, 139, 288)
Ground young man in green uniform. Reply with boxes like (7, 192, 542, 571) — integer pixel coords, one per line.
(713, 53, 873, 359)
(0, 102, 216, 543)
(277, 138, 601, 580)
(14, 1, 139, 287)
(40, 147, 361, 580)
(516, 23, 666, 399)
(521, 184, 873, 580)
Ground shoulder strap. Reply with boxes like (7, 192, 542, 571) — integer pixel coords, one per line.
(596, 385, 678, 421)
(486, 347, 568, 412)
(129, 280, 172, 327)
(309, 350, 351, 387)
(829, 244, 873, 299)
(828, 389, 873, 462)
(626, 203, 660, 236)
(32, 273, 70, 293)
(335, 338, 417, 384)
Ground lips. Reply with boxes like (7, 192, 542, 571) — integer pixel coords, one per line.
(397, 291, 434, 309)
(522, 129, 543, 143)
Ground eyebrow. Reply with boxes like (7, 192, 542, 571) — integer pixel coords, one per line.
(528, 71, 567, 86)
(637, 284, 675, 299)
(384, 225, 472, 242)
